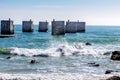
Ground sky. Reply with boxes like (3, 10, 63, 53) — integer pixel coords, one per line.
(0, 0, 120, 25)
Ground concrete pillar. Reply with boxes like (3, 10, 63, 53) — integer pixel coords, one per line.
(52, 19, 65, 35)
(22, 19, 34, 32)
(1, 18, 14, 34)
(38, 21, 48, 32)
(66, 20, 77, 33)
(77, 21, 86, 32)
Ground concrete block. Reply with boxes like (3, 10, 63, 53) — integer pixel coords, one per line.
(52, 19, 65, 35)
(77, 22, 86, 32)
(1, 18, 14, 34)
(38, 21, 48, 32)
(22, 19, 34, 32)
(66, 20, 77, 33)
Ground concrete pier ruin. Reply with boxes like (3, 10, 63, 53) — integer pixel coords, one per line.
(38, 21, 48, 32)
(77, 21, 86, 32)
(52, 19, 65, 35)
(22, 19, 34, 32)
(1, 18, 14, 34)
(66, 20, 77, 33)
(66, 20, 86, 33)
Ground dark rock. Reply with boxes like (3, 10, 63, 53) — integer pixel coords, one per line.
(72, 51, 80, 56)
(106, 76, 120, 80)
(105, 70, 113, 74)
(111, 51, 120, 61)
(6, 56, 11, 59)
(33, 54, 49, 57)
(85, 42, 92, 46)
(20, 54, 25, 56)
(88, 62, 100, 67)
(30, 60, 36, 64)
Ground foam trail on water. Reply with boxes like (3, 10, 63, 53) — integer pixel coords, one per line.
(0, 72, 119, 80)
(10, 44, 108, 57)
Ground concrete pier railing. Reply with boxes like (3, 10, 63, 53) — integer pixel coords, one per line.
(52, 19, 65, 35)
(22, 19, 34, 32)
(38, 21, 48, 32)
(1, 18, 14, 34)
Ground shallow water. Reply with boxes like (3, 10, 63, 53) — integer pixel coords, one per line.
(0, 25, 120, 80)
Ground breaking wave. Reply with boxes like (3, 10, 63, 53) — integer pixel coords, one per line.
(9, 43, 109, 57)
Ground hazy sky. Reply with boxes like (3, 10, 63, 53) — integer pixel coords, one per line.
(0, 0, 120, 25)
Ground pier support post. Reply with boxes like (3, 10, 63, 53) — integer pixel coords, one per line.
(22, 19, 34, 32)
(77, 21, 86, 32)
(52, 19, 65, 35)
(38, 21, 48, 32)
(1, 18, 14, 34)
(66, 20, 77, 33)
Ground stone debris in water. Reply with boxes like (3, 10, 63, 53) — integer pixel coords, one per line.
(85, 42, 92, 46)
(28, 60, 39, 64)
(88, 62, 100, 67)
(105, 70, 114, 74)
(111, 51, 120, 61)
(106, 76, 120, 80)
(6, 56, 11, 59)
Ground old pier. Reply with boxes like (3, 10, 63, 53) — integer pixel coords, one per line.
(1, 19, 86, 36)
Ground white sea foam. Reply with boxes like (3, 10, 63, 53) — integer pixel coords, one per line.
(0, 72, 119, 80)
(10, 44, 109, 57)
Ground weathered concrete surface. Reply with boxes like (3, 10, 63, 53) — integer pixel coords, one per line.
(1, 18, 14, 34)
(22, 19, 34, 32)
(77, 22, 86, 32)
(65, 20, 86, 33)
(38, 21, 48, 32)
(66, 21, 77, 33)
(52, 20, 65, 35)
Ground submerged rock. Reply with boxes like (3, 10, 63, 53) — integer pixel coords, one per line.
(85, 42, 92, 46)
(6, 56, 11, 59)
(105, 70, 113, 74)
(106, 76, 120, 80)
(33, 54, 49, 57)
(104, 51, 112, 55)
(29, 60, 39, 64)
(72, 51, 80, 56)
(88, 62, 100, 67)
(111, 51, 120, 61)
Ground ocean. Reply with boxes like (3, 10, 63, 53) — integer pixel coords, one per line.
(0, 25, 120, 80)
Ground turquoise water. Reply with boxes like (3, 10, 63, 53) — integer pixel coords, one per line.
(1, 25, 120, 48)
(0, 25, 120, 79)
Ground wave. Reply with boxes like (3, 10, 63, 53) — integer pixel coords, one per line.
(7, 43, 109, 57)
